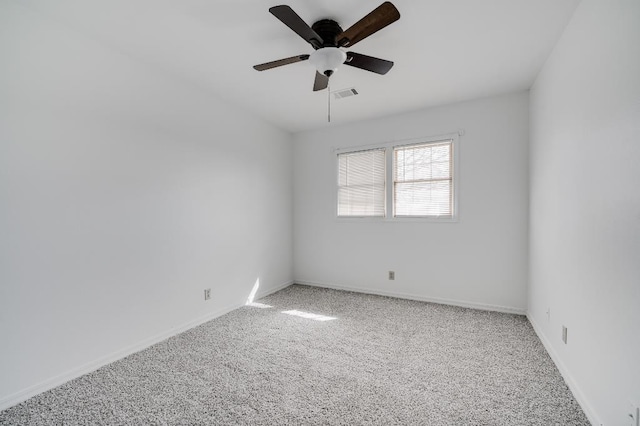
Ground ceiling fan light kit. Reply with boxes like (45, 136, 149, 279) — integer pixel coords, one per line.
(309, 47, 347, 77)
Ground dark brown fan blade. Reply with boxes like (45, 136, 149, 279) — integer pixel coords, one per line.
(313, 71, 329, 91)
(269, 5, 323, 49)
(336, 2, 400, 47)
(345, 52, 393, 74)
(253, 54, 310, 71)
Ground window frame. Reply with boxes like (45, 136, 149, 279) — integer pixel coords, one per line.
(334, 132, 460, 222)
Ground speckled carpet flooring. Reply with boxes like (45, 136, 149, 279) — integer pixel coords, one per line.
(0, 285, 589, 425)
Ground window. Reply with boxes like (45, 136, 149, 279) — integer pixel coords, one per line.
(337, 148, 386, 217)
(336, 135, 457, 220)
(394, 141, 453, 217)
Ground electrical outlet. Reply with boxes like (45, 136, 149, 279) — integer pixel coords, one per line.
(204, 288, 211, 300)
(628, 401, 639, 426)
(388, 271, 395, 280)
(562, 326, 567, 344)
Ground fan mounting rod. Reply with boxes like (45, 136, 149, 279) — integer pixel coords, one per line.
(311, 19, 344, 48)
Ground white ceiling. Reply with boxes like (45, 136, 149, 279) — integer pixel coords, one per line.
(24, 0, 580, 133)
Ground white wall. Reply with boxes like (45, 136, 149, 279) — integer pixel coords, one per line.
(0, 2, 292, 408)
(293, 92, 530, 313)
(528, 0, 640, 424)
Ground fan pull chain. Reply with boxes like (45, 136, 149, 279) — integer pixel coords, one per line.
(327, 79, 331, 123)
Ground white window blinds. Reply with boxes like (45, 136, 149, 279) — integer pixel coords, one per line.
(394, 141, 453, 217)
(337, 148, 386, 217)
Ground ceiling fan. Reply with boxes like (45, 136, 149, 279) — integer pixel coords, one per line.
(253, 2, 400, 92)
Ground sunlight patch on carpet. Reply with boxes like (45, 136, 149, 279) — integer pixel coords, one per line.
(281, 310, 336, 321)
(247, 302, 272, 309)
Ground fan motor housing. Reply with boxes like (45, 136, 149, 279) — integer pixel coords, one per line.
(311, 19, 343, 48)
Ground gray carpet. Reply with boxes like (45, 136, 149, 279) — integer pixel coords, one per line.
(0, 285, 589, 425)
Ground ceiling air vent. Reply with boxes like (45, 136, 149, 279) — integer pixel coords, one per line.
(332, 88, 358, 100)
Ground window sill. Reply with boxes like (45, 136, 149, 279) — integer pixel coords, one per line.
(335, 216, 459, 223)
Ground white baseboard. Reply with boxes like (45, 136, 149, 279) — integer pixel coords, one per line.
(294, 280, 526, 315)
(526, 314, 601, 426)
(0, 280, 293, 412)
